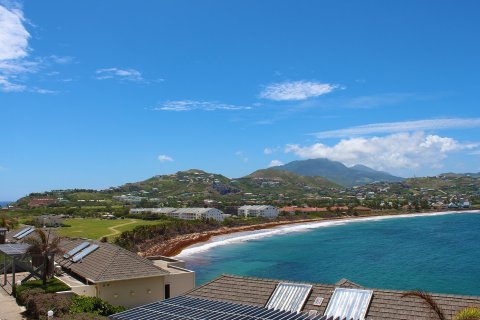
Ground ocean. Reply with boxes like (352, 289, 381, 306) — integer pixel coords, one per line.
(178, 211, 480, 295)
(0, 201, 11, 208)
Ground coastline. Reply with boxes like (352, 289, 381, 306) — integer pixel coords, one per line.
(139, 209, 478, 258)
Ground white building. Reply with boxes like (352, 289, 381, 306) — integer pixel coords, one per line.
(130, 207, 225, 222)
(237, 205, 279, 218)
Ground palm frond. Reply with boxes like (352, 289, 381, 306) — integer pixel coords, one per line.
(402, 290, 446, 320)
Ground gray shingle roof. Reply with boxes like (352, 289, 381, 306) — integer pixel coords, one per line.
(56, 239, 169, 283)
(187, 274, 480, 320)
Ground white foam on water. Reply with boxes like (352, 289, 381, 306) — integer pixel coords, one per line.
(175, 210, 479, 258)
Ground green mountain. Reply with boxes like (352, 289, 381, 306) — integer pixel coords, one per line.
(270, 158, 404, 187)
(14, 169, 340, 206)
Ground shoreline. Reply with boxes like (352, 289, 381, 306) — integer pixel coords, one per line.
(138, 209, 478, 258)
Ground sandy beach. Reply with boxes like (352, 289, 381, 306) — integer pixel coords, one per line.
(138, 209, 477, 258)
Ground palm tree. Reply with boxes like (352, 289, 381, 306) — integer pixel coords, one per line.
(23, 229, 61, 285)
(402, 290, 446, 320)
(0, 214, 17, 231)
(402, 290, 480, 320)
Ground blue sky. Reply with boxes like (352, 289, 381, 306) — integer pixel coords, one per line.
(1, 0, 480, 200)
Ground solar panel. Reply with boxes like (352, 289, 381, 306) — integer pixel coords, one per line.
(63, 241, 90, 259)
(109, 295, 323, 320)
(15, 227, 35, 240)
(265, 282, 313, 313)
(13, 227, 33, 239)
(323, 288, 373, 320)
(71, 244, 99, 262)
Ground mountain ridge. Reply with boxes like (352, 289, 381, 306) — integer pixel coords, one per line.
(270, 158, 404, 187)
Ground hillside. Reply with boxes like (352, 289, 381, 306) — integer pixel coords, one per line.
(270, 158, 404, 187)
(14, 169, 340, 207)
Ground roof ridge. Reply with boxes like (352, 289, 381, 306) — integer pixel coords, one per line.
(94, 244, 123, 281)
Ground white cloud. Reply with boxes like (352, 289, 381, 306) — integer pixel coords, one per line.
(0, 3, 66, 92)
(264, 147, 280, 155)
(314, 118, 480, 138)
(285, 132, 475, 171)
(268, 160, 284, 167)
(96, 68, 144, 82)
(260, 81, 339, 101)
(0, 3, 29, 60)
(154, 100, 251, 112)
(158, 155, 174, 162)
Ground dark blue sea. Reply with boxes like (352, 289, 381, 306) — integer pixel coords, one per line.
(179, 211, 480, 295)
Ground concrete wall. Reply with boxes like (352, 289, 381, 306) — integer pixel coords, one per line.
(97, 276, 165, 308)
(165, 269, 195, 298)
(70, 284, 96, 297)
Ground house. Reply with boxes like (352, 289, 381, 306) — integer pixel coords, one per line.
(110, 274, 480, 320)
(28, 198, 57, 207)
(238, 205, 279, 218)
(33, 215, 65, 227)
(55, 239, 195, 308)
(129, 207, 225, 221)
(280, 207, 328, 214)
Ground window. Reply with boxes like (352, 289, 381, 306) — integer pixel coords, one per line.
(165, 284, 171, 299)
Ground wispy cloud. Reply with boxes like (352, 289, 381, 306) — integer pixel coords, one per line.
(260, 80, 339, 101)
(95, 68, 144, 82)
(0, 2, 71, 92)
(158, 155, 174, 162)
(235, 151, 248, 163)
(153, 100, 251, 112)
(286, 132, 477, 171)
(314, 118, 480, 138)
(264, 147, 280, 154)
(268, 160, 283, 167)
(0, 1, 29, 91)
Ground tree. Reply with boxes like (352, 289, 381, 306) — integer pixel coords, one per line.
(23, 229, 61, 285)
(0, 214, 17, 231)
(402, 290, 446, 320)
(402, 290, 480, 320)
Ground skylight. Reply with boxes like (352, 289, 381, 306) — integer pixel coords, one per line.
(265, 282, 313, 313)
(323, 288, 373, 320)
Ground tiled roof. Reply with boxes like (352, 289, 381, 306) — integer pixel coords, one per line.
(187, 274, 480, 320)
(56, 239, 169, 283)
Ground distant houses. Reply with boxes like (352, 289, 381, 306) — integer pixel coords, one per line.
(28, 198, 57, 207)
(130, 207, 226, 222)
(237, 205, 279, 218)
(33, 215, 65, 227)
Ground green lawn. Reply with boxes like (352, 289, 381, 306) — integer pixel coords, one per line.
(58, 218, 161, 240)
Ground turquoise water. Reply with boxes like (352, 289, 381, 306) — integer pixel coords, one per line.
(182, 212, 480, 295)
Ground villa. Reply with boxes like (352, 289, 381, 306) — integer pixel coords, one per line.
(130, 207, 226, 221)
(3, 227, 195, 308)
(110, 274, 480, 320)
(237, 205, 279, 218)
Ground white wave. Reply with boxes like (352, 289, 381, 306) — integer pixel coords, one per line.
(175, 210, 479, 258)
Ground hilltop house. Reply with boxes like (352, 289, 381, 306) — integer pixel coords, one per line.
(238, 205, 279, 218)
(130, 207, 225, 222)
(110, 274, 480, 320)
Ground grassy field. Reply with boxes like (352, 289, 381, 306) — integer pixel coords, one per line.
(57, 218, 161, 240)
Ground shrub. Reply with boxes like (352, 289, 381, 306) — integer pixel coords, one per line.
(454, 307, 480, 320)
(15, 278, 70, 297)
(69, 296, 126, 316)
(58, 312, 108, 320)
(19, 290, 73, 319)
(16, 287, 44, 306)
